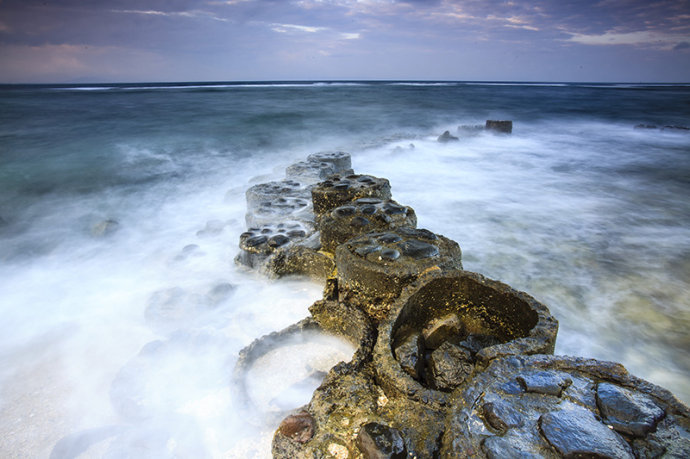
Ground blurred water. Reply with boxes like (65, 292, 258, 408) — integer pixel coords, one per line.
(0, 82, 688, 457)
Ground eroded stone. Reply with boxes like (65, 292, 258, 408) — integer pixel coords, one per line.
(393, 332, 424, 380)
(427, 342, 474, 391)
(539, 403, 634, 458)
(278, 411, 315, 443)
(597, 382, 665, 437)
(516, 371, 572, 397)
(356, 422, 407, 459)
(482, 398, 524, 434)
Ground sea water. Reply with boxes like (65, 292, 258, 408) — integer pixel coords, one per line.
(0, 81, 688, 457)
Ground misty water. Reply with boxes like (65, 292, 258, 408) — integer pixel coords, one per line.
(0, 82, 688, 457)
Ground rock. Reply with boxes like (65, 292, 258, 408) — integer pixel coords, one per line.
(311, 174, 392, 217)
(318, 198, 417, 253)
(437, 130, 459, 142)
(393, 331, 424, 380)
(356, 422, 407, 459)
(196, 219, 225, 237)
(481, 435, 538, 459)
(91, 219, 120, 237)
(374, 270, 558, 407)
(662, 125, 690, 131)
(427, 342, 474, 391)
(422, 314, 464, 349)
(482, 399, 524, 434)
(245, 179, 311, 209)
(440, 354, 690, 459)
(285, 160, 337, 184)
(265, 244, 336, 280)
(516, 371, 572, 397)
(596, 382, 665, 437)
(235, 221, 312, 270)
(336, 228, 462, 320)
(307, 151, 353, 174)
(278, 410, 315, 443)
(635, 124, 658, 129)
(539, 403, 634, 458)
(245, 194, 314, 227)
(485, 120, 513, 134)
(205, 282, 235, 305)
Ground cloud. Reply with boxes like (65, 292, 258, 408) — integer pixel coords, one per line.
(270, 23, 328, 34)
(673, 41, 690, 50)
(111, 9, 229, 22)
(567, 30, 690, 50)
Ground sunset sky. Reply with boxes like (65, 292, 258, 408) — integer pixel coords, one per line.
(1, 0, 688, 83)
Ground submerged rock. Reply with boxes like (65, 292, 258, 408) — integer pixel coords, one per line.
(91, 219, 120, 237)
(437, 130, 459, 142)
(485, 120, 513, 134)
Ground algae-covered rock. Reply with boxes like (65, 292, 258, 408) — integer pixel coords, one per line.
(311, 174, 392, 217)
(440, 354, 690, 458)
(319, 198, 417, 253)
(265, 244, 335, 280)
(336, 228, 462, 321)
(235, 221, 312, 269)
(356, 422, 407, 459)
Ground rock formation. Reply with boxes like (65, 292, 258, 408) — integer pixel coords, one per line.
(233, 151, 690, 458)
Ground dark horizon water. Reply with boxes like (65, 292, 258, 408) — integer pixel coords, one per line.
(1, 81, 689, 457)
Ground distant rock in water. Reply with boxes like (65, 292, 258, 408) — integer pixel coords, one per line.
(437, 130, 459, 142)
(485, 120, 513, 134)
(91, 219, 120, 237)
(634, 124, 689, 131)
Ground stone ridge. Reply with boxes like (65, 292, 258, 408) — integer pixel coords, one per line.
(233, 152, 690, 458)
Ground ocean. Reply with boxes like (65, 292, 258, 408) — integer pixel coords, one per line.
(1, 81, 688, 457)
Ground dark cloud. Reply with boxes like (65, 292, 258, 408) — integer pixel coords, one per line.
(674, 41, 690, 50)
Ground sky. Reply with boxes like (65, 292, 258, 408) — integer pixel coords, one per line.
(0, 0, 689, 83)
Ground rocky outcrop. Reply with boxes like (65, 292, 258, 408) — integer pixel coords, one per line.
(231, 151, 689, 458)
(485, 120, 513, 134)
